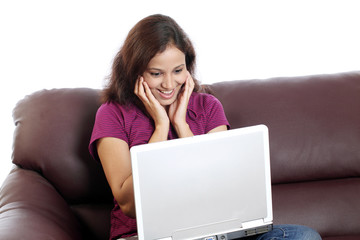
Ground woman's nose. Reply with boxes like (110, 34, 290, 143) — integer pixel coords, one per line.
(161, 74, 175, 89)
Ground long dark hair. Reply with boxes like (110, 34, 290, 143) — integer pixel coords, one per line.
(102, 14, 200, 105)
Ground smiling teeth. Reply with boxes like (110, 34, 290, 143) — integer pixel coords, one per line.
(160, 90, 173, 94)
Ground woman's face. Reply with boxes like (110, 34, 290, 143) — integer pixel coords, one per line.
(142, 45, 187, 107)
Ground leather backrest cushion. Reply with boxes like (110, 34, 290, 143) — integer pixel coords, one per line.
(209, 71, 360, 184)
(12, 88, 112, 203)
(12, 72, 360, 192)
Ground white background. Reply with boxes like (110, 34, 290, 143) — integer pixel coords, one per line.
(1, 0, 359, 186)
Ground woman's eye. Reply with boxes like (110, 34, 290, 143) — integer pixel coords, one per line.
(150, 72, 161, 77)
(175, 68, 183, 74)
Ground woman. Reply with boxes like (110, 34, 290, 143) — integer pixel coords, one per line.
(89, 14, 321, 240)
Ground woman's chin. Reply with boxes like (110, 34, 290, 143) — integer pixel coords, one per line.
(158, 98, 176, 107)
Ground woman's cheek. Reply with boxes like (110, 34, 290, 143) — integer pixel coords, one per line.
(143, 77, 158, 89)
(178, 72, 187, 84)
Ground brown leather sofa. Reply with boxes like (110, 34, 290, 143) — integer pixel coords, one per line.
(1, 71, 360, 240)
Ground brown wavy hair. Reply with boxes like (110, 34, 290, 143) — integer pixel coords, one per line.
(102, 14, 200, 105)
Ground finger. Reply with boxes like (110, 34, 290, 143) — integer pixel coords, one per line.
(135, 77, 150, 104)
(183, 74, 194, 99)
(134, 76, 144, 95)
(187, 73, 195, 91)
(142, 81, 157, 103)
(134, 77, 141, 95)
(138, 77, 145, 96)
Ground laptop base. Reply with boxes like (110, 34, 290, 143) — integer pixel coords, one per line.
(119, 224, 273, 240)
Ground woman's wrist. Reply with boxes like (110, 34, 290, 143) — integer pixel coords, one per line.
(149, 122, 170, 143)
(173, 122, 194, 138)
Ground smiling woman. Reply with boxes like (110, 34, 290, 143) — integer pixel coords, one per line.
(138, 46, 189, 111)
(141, 46, 187, 107)
(89, 14, 230, 239)
(101, 14, 199, 106)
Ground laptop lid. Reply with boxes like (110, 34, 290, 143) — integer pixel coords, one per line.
(130, 124, 273, 240)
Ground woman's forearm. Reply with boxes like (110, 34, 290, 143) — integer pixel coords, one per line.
(116, 174, 136, 218)
(173, 122, 194, 138)
(149, 123, 170, 143)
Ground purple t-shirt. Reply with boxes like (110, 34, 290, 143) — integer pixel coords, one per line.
(89, 92, 230, 239)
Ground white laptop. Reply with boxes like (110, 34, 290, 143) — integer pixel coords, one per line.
(129, 125, 273, 240)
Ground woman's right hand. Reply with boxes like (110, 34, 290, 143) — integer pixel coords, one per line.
(134, 76, 170, 132)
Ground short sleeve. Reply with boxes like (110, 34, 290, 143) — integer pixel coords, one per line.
(88, 103, 129, 161)
(204, 94, 230, 132)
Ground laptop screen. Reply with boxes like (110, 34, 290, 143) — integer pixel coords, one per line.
(131, 125, 272, 240)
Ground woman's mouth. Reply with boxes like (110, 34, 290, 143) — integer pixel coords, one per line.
(158, 89, 175, 99)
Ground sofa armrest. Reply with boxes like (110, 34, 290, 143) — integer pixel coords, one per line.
(0, 166, 83, 240)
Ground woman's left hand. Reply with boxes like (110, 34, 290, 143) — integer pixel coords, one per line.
(168, 71, 195, 137)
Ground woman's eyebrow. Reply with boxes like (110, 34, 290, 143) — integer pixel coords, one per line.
(148, 67, 162, 71)
(148, 64, 185, 72)
(174, 64, 185, 69)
